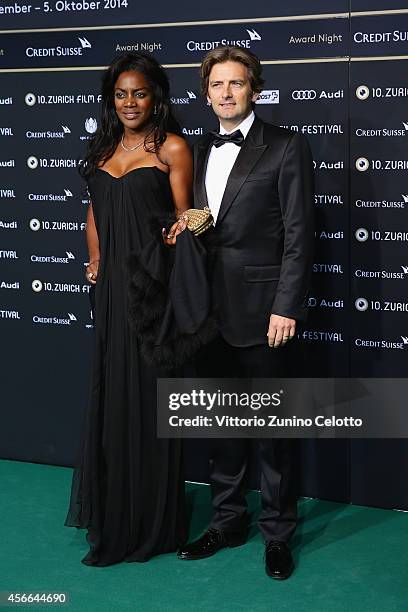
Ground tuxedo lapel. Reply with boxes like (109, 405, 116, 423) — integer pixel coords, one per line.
(216, 118, 267, 225)
(194, 134, 213, 209)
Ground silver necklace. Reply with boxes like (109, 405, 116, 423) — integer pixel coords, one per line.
(121, 133, 145, 152)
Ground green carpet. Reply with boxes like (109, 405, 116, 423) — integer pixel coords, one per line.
(1, 459, 407, 611)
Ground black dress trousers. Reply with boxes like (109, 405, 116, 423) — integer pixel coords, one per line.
(196, 336, 298, 543)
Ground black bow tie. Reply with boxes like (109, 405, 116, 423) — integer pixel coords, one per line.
(210, 129, 244, 148)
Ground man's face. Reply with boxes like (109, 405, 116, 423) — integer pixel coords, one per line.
(207, 60, 259, 128)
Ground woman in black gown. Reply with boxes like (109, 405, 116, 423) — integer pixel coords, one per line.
(64, 52, 192, 566)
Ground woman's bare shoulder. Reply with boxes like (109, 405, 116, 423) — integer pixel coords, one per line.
(161, 133, 191, 159)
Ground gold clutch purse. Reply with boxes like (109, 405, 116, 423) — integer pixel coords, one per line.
(181, 207, 214, 236)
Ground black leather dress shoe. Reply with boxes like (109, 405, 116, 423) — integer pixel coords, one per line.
(177, 528, 247, 560)
(265, 541, 294, 580)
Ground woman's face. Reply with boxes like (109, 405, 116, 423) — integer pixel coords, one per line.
(114, 70, 155, 131)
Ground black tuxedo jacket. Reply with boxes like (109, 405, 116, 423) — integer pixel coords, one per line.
(193, 117, 315, 347)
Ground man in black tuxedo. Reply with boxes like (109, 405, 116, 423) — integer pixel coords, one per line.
(177, 46, 314, 579)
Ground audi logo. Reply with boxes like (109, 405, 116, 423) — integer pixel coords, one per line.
(292, 90, 317, 100)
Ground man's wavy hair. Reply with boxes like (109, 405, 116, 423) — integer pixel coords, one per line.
(79, 52, 180, 178)
(200, 46, 265, 97)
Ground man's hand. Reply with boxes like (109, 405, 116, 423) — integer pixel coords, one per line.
(267, 314, 296, 348)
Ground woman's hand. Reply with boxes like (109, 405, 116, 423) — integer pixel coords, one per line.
(86, 203, 100, 284)
(86, 259, 99, 284)
(162, 214, 188, 246)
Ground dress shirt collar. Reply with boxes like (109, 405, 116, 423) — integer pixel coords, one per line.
(219, 110, 255, 138)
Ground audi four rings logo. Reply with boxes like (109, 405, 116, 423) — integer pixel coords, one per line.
(292, 90, 317, 100)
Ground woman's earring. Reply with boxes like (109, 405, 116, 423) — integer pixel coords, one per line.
(153, 106, 157, 115)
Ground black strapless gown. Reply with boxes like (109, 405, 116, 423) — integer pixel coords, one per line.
(64, 167, 187, 566)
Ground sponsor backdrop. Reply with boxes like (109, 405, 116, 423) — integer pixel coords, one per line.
(1, 0, 407, 509)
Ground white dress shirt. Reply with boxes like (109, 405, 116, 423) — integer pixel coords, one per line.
(205, 111, 255, 224)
